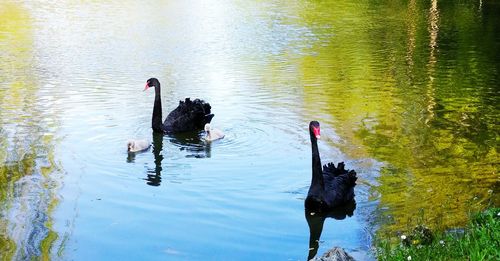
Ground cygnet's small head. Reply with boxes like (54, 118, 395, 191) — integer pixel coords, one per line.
(204, 123, 211, 133)
(127, 140, 135, 152)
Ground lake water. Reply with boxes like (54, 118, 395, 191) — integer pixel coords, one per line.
(0, 1, 498, 260)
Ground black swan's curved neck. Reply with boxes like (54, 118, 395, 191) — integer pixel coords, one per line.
(310, 132, 325, 192)
(152, 83, 163, 133)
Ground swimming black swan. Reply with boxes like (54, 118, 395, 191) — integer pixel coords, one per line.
(144, 78, 214, 134)
(305, 121, 357, 213)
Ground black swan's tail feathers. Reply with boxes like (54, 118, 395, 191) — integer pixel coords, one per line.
(323, 162, 357, 186)
(337, 162, 345, 172)
(347, 170, 357, 187)
(196, 99, 212, 115)
(205, 114, 214, 124)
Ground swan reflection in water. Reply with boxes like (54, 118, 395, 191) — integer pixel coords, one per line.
(142, 131, 211, 186)
(305, 200, 356, 261)
(168, 131, 212, 159)
(143, 132, 164, 186)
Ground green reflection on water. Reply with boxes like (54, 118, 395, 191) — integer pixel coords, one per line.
(0, 0, 498, 258)
(296, 0, 498, 236)
(0, 2, 61, 260)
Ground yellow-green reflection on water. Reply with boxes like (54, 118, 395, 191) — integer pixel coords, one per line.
(0, 0, 498, 259)
(295, 0, 498, 235)
(0, 2, 61, 260)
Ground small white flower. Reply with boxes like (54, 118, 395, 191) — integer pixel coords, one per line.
(439, 240, 445, 245)
(407, 256, 412, 261)
(401, 235, 407, 240)
(497, 212, 500, 217)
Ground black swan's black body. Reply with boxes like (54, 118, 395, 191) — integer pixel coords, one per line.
(145, 78, 214, 134)
(305, 121, 357, 213)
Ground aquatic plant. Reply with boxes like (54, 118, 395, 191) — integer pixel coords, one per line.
(376, 208, 500, 260)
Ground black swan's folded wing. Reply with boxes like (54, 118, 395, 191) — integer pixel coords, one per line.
(323, 162, 357, 186)
(164, 98, 213, 132)
(323, 162, 345, 177)
(323, 162, 357, 206)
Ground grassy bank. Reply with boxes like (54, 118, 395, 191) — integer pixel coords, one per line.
(376, 208, 500, 261)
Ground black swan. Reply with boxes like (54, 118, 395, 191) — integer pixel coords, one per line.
(305, 121, 357, 213)
(144, 78, 214, 134)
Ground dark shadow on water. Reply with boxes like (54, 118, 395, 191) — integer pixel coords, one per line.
(144, 132, 164, 186)
(305, 200, 356, 261)
(139, 131, 211, 187)
(126, 152, 135, 163)
(124, 135, 162, 186)
(168, 131, 211, 158)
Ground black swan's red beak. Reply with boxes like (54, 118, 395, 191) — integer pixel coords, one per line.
(144, 81, 150, 91)
(313, 126, 320, 139)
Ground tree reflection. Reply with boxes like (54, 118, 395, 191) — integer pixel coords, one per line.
(305, 200, 356, 260)
(295, 0, 498, 236)
(0, 2, 61, 259)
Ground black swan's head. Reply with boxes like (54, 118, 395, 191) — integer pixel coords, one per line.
(144, 78, 160, 91)
(309, 121, 321, 140)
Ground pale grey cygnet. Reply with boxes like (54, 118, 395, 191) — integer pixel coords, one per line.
(204, 123, 225, 141)
(127, 139, 151, 153)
